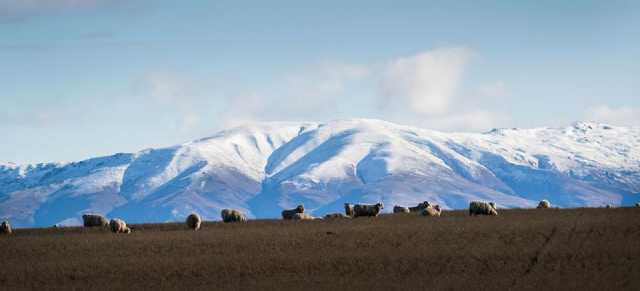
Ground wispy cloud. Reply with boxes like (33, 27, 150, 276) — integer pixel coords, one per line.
(0, 0, 121, 22)
(137, 68, 200, 108)
(583, 105, 640, 126)
(476, 80, 510, 99)
(80, 30, 116, 40)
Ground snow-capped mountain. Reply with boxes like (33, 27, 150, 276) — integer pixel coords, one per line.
(1, 119, 639, 227)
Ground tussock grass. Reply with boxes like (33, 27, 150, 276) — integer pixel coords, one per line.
(1, 208, 639, 290)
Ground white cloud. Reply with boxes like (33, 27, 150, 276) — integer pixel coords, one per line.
(0, 0, 120, 22)
(583, 105, 640, 126)
(476, 80, 510, 98)
(139, 68, 199, 108)
(212, 92, 265, 132)
(177, 113, 199, 134)
(280, 60, 370, 115)
(379, 47, 473, 115)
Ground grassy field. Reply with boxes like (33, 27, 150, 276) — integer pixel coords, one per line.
(1, 207, 639, 290)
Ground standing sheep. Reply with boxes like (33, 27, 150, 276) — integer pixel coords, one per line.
(186, 213, 201, 231)
(353, 203, 384, 218)
(469, 201, 498, 216)
(606, 204, 612, 209)
(109, 218, 131, 234)
(221, 209, 247, 222)
(344, 203, 355, 217)
(421, 205, 442, 217)
(636, 203, 640, 207)
(393, 205, 410, 213)
(325, 213, 351, 219)
(408, 201, 430, 212)
(0, 221, 11, 234)
(537, 200, 551, 209)
(82, 214, 109, 227)
(282, 205, 305, 220)
(292, 213, 322, 220)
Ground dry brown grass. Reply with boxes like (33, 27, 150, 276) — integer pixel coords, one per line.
(1, 207, 639, 290)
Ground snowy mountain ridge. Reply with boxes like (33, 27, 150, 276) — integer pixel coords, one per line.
(1, 119, 639, 227)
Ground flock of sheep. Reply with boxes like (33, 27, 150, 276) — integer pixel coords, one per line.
(0, 200, 638, 235)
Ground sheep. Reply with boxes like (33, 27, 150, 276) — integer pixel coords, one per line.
(53, 224, 59, 228)
(0, 221, 11, 234)
(109, 218, 131, 234)
(606, 204, 612, 209)
(636, 203, 640, 207)
(469, 201, 498, 216)
(344, 203, 355, 217)
(408, 201, 430, 212)
(282, 205, 305, 220)
(537, 200, 551, 209)
(393, 205, 410, 213)
(292, 213, 322, 220)
(421, 205, 442, 217)
(353, 203, 384, 218)
(489, 202, 497, 210)
(82, 214, 109, 227)
(221, 209, 247, 222)
(325, 213, 352, 219)
(186, 213, 201, 231)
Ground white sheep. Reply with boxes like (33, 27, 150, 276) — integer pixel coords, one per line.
(82, 214, 109, 227)
(421, 205, 442, 217)
(0, 221, 11, 234)
(537, 200, 551, 209)
(393, 205, 410, 213)
(353, 203, 384, 218)
(282, 205, 305, 220)
(606, 204, 612, 209)
(469, 201, 498, 216)
(325, 213, 352, 219)
(344, 203, 355, 217)
(109, 218, 131, 234)
(636, 203, 640, 207)
(292, 213, 322, 220)
(186, 213, 201, 231)
(221, 209, 247, 222)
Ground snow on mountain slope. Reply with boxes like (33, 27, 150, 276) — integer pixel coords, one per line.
(1, 119, 639, 227)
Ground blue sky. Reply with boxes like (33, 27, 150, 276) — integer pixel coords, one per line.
(1, 0, 639, 164)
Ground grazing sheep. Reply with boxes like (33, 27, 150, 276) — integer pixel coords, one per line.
(537, 200, 551, 209)
(408, 201, 430, 212)
(282, 205, 305, 220)
(53, 224, 59, 228)
(606, 204, 612, 209)
(186, 213, 201, 231)
(636, 203, 640, 207)
(109, 218, 131, 234)
(393, 205, 410, 213)
(353, 203, 384, 218)
(292, 213, 322, 220)
(325, 213, 352, 219)
(469, 201, 498, 216)
(221, 209, 247, 222)
(0, 221, 11, 234)
(421, 205, 442, 217)
(82, 214, 109, 227)
(344, 203, 355, 217)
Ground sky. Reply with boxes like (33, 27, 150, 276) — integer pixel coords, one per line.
(1, 0, 639, 164)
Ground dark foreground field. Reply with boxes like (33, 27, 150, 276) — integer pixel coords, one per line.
(1, 208, 640, 290)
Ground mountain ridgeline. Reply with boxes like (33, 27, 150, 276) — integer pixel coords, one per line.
(1, 119, 639, 227)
